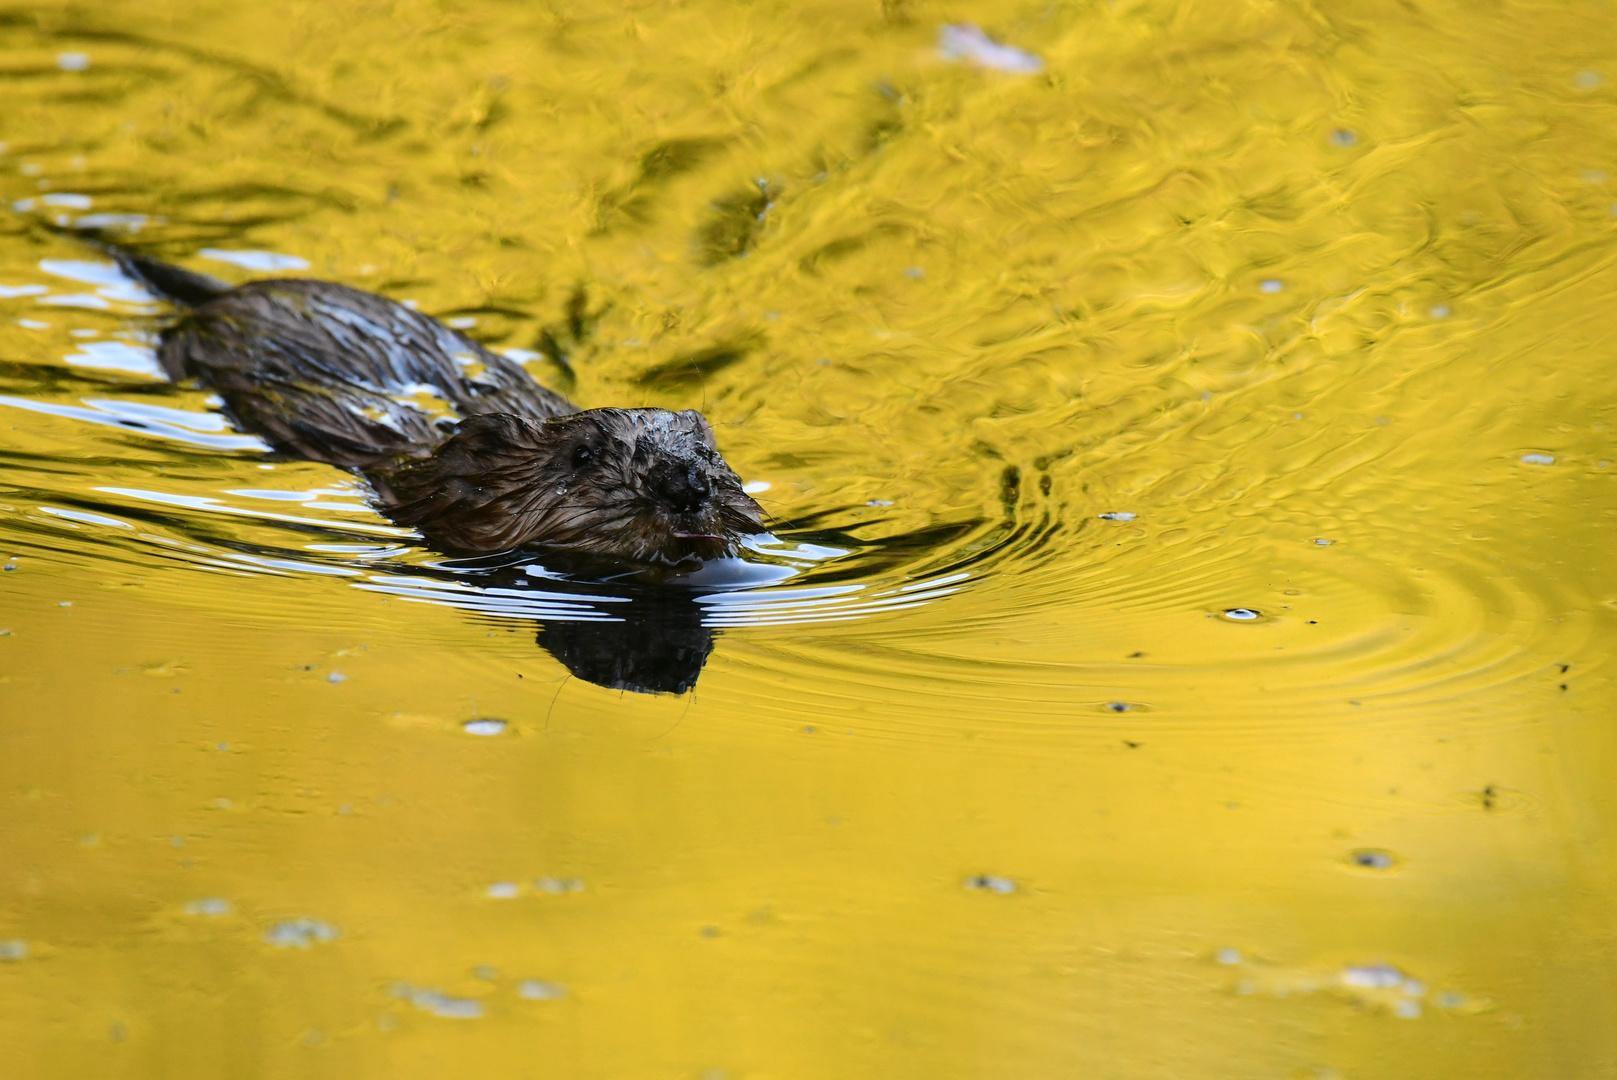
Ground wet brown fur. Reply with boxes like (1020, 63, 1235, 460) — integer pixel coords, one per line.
(145, 270, 764, 567)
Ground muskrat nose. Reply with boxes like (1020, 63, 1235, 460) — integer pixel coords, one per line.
(656, 465, 711, 513)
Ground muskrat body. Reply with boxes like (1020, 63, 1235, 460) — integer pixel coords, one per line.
(119, 253, 765, 569)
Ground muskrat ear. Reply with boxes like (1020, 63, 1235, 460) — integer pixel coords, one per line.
(375, 412, 552, 553)
(443, 412, 551, 455)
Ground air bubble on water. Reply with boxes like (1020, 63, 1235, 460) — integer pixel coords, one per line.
(517, 979, 567, 1000)
(1260, 279, 1283, 293)
(1329, 129, 1358, 147)
(1520, 453, 1554, 465)
(1216, 947, 1242, 964)
(867, 499, 893, 507)
(1574, 70, 1603, 89)
(0, 940, 27, 961)
(463, 719, 507, 736)
(1098, 511, 1135, 521)
(905, 266, 925, 279)
(1349, 849, 1396, 870)
(263, 918, 339, 948)
(1429, 305, 1450, 318)
(1393, 999, 1422, 1019)
(1223, 608, 1260, 620)
(1105, 702, 1130, 712)
(486, 882, 519, 899)
(964, 874, 1016, 894)
(1313, 538, 1332, 545)
(56, 53, 90, 72)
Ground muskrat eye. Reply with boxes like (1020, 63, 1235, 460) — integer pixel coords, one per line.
(571, 445, 593, 467)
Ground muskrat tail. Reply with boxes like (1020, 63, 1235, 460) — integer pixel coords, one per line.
(107, 248, 233, 308)
(39, 221, 233, 308)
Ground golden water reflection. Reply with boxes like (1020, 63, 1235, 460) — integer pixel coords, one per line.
(1, 1, 1615, 1076)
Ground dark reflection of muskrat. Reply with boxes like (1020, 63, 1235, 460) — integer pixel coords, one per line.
(537, 602, 713, 696)
(431, 561, 716, 694)
(112, 248, 766, 574)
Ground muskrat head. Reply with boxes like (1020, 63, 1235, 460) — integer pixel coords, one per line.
(378, 408, 766, 567)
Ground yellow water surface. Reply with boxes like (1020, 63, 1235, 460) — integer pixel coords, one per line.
(1, 0, 1616, 1076)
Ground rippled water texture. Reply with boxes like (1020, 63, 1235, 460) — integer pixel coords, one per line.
(1, 1, 1615, 1076)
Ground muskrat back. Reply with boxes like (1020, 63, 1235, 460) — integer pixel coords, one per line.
(161, 278, 576, 471)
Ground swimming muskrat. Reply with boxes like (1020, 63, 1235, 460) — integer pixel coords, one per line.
(113, 250, 766, 570)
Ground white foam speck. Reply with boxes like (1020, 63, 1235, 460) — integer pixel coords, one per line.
(184, 897, 232, 917)
(263, 918, 339, 948)
(517, 980, 567, 1000)
(56, 53, 90, 71)
(1520, 453, 1554, 465)
(937, 24, 1043, 73)
(463, 719, 507, 736)
(1341, 964, 1405, 989)
(391, 984, 483, 1019)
